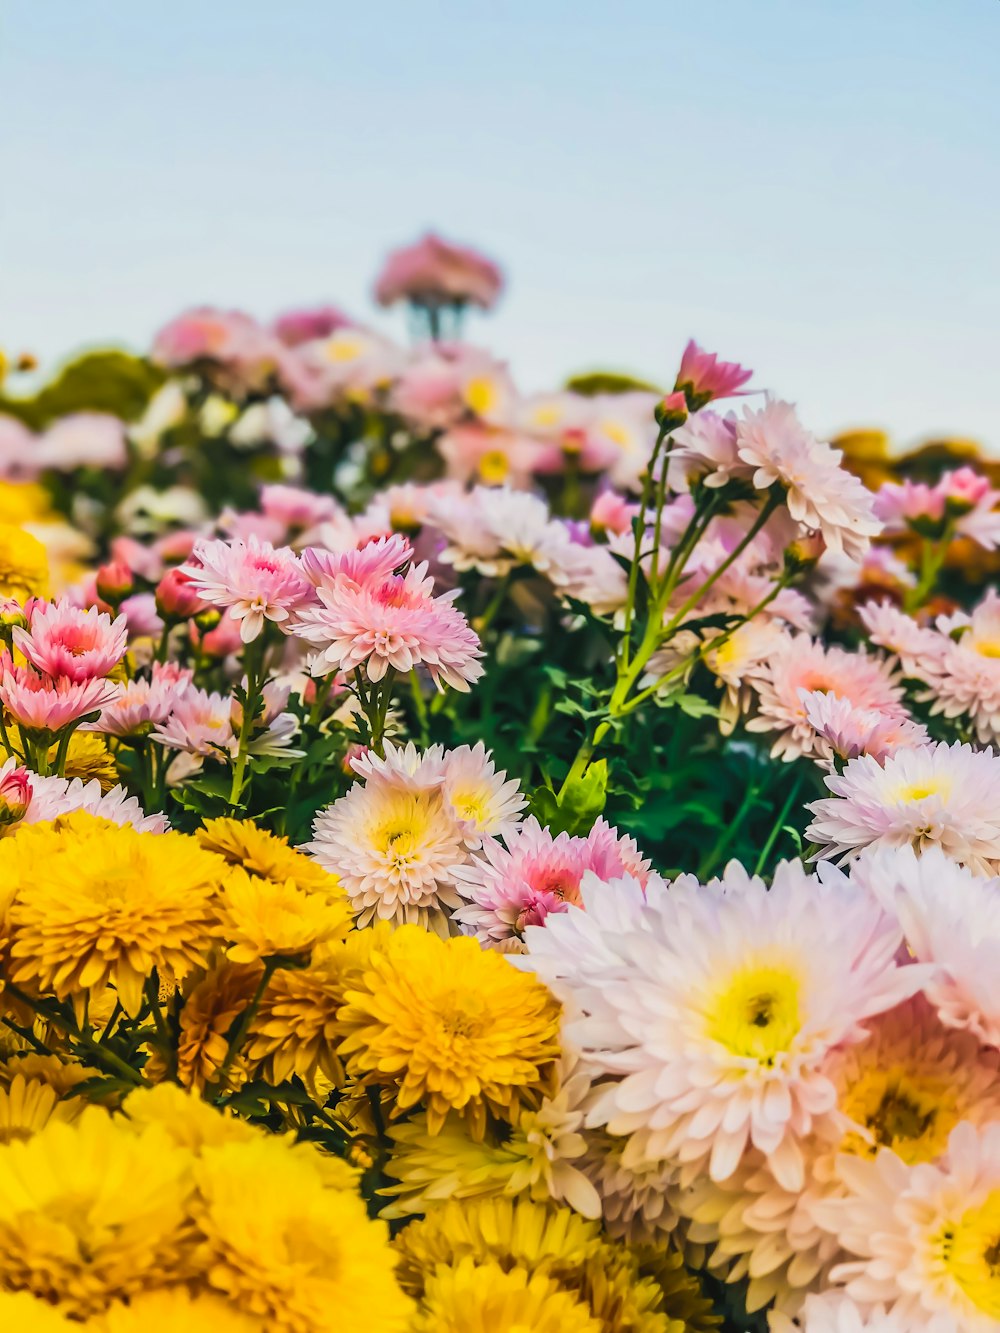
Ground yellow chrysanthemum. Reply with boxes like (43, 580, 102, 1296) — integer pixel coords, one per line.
(197, 817, 343, 898)
(122, 1083, 259, 1153)
(339, 926, 562, 1137)
(0, 1106, 194, 1316)
(0, 522, 49, 601)
(47, 731, 120, 792)
(0, 480, 53, 527)
(245, 953, 348, 1089)
(219, 868, 352, 964)
(0, 1072, 61, 1143)
(97, 1285, 266, 1333)
(191, 1135, 413, 1332)
(0, 1051, 95, 1100)
(171, 959, 262, 1092)
(0, 1289, 77, 1330)
(6, 820, 226, 1016)
(415, 1256, 602, 1332)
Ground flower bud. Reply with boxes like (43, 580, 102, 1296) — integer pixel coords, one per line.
(654, 391, 689, 431)
(155, 568, 205, 622)
(96, 558, 135, 605)
(0, 767, 32, 826)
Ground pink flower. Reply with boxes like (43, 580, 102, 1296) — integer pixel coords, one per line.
(674, 339, 753, 409)
(390, 342, 515, 430)
(36, 412, 128, 470)
(12, 603, 127, 682)
(0, 413, 40, 480)
(20, 773, 168, 833)
(666, 410, 750, 492)
(800, 688, 929, 767)
(151, 307, 281, 392)
(270, 304, 355, 347)
(259, 484, 340, 532)
(941, 464, 992, 510)
(180, 535, 312, 643)
(0, 658, 123, 733)
(277, 328, 403, 412)
(95, 559, 134, 604)
(292, 546, 483, 690)
(91, 663, 192, 738)
(155, 568, 206, 622)
(452, 816, 651, 950)
(0, 759, 32, 825)
(873, 478, 946, 531)
(590, 490, 639, 538)
(151, 685, 234, 759)
(374, 232, 504, 310)
(437, 422, 546, 488)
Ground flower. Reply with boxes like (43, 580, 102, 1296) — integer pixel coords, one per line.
(93, 662, 192, 738)
(0, 1107, 193, 1316)
(453, 816, 652, 950)
(37, 411, 128, 470)
(0, 758, 31, 824)
(0, 523, 48, 600)
(579, 1131, 681, 1243)
(307, 766, 469, 930)
(909, 589, 1000, 745)
(0, 658, 122, 733)
(0, 1071, 63, 1143)
(173, 960, 264, 1092)
(745, 634, 909, 762)
(666, 410, 750, 491)
(806, 741, 1000, 871)
(439, 741, 525, 845)
(735, 401, 881, 562)
(413, 1257, 601, 1333)
(151, 686, 235, 760)
(244, 950, 355, 1090)
(374, 232, 504, 310)
(99, 1286, 266, 1333)
(180, 536, 311, 643)
(0, 1292, 78, 1330)
(521, 862, 923, 1191)
(800, 690, 929, 767)
(217, 868, 351, 964)
(270, 304, 355, 347)
(4, 816, 225, 1014)
(190, 1135, 413, 1332)
(151, 307, 280, 392)
(813, 1121, 1000, 1331)
(13, 601, 127, 681)
(674, 340, 753, 410)
(19, 775, 168, 832)
(196, 816, 341, 896)
(338, 925, 561, 1137)
(850, 845, 1000, 1048)
(48, 731, 119, 791)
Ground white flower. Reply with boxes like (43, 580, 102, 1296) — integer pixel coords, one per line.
(22, 773, 169, 833)
(772, 1292, 911, 1331)
(800, 690, 929, 768)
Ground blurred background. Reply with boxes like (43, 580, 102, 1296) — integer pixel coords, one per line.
(2, 0, 997, 445)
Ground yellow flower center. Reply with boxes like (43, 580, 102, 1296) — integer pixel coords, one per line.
(325, 335, 365, 363)
(600, 420, 631, 449)
(974, 639, 1000, 659)
(464, 377, 498, 416)
(894, 777, 950, 803)
(940, 1189, 1000, 1318)
(706, 962, 801, 1064)
(450, 788, 489, 825)
(840, 1065, 958, 1164)
(530, 404, 562, 428)
(478, 450, 510, 484)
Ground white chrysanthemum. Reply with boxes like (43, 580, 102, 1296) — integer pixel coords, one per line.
(22, 776, 169, 833)
(580, 1129, 681, 1242)
(519, 862, 922, 1192)
(770, 1292, 910, 1331)
(849, 845, 1000, 1047)
(306, 771, 467, 931)
(812, 1121, 1000, 1331)
(921, 589, 1000, 745)
(428, 486, 573, 577)
(735, 400, 881, 562)
(679, 996, 1000, 1320)
(806, 742, 1000, 871)
(440, 742, 525, 847)
(858, 600, 946, 677)
(745, 633, 907, 762)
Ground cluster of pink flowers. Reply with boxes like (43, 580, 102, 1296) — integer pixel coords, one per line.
(373, 231, 504, 311)
(874, 465, 1000, 549)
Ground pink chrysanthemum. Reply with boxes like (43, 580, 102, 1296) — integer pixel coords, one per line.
(151, 686, 234, 759)
(773, 1293, 911, 1331)
(300, 533, 413, 591)
(735, 401, 881, 562)
(180, 535, 312, 643)
(666, 410, 750, 491)
(292, 549, 483, 690)
(453, 816, 652, 951)
(0, 758, 32, 824)
(858, 600, 946, 676)
(746, 634, 907, 762)
(91, 664, 193, 739)
(800, 690, 929, 768)
(674, 340, 753, 409)
(806, 741, 1000, 871)
(912, 589, 1000, 745)
(0, 659, 122, 733)
(12, 602, 128, 682)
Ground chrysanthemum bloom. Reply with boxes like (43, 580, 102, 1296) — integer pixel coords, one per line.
(0, 1291, 78, 1331)
(800, 690, 929, 767)
(218, 868, 352, 964)
(36, 411, 128, 470)
(413, 1257, 601, 1333)
(812, 1121, 1000, 1331)
(390, 342, 516, 430)
(338, 925, 561, 1137)
(905, 589, 1000, 745)
(578, 1130, 681, 1244)
(428, 485, 572, 577)
(735, 401, 881, 562)
(122, 1083, 265, 1155)
(0, 658, 122, 734)
(0, 1107, 193, 1316)
(19, 774, 168, 832)
(270, 303, 354, 347)
(180, 536, 311, 643)
(666, 410, 751, 491)
(191, 1136, 413, 1332)
(151, 306, 280, 390)
(0, 1072, 64, 1144)
(12, 602, 127, 681)
(151, 686, 235, 760)
(674, 339, 753, 410)
(745, 634, 908, 762)
(0, 758, 31, 825)
(197, 817, 342, 897)
(279, 326, 404, 411)
(93, 662, 192, 739)
(436, 421, 547, 487)
(806, 741, 1000, 870)
(307, 769, 469, 930)
(875, 467, 1000, 551)
(0, 523, 48, 601)
(770, 1293, 908, 1331)
(453, 816, 651, 951)
(522, 862, 924, 1191)
(437, 742, 525, 846)
(173, 960, 264, 1092)
(851, 845, 1000, 1048)
(374, 232, 504, 311)
(292, 549, 483, 690)
(244, 952, 352, 1091)
(99, 1286, 266, 1333)
(5, 817, 225, 1014)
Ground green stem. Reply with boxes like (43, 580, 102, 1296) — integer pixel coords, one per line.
(4, 982, 144, 1085)
(1, 1016, 52, 1056)
(754, 772, 806, 875)
(227, 639, 267, 813)
(904, 526, 953, 612)
(475, 572, 513, 637)
(698, 778, 760, 878)
(212, 959, 278, 1091)
(409, 669, 430, 747)
(143, 975, 175, 1079)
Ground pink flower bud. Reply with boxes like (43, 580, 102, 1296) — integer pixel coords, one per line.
(96, 558, 135, 604)
(155, 568, 205, 622)
(0, 766, 32, 825)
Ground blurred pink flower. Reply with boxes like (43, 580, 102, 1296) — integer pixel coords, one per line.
(374, 232, 504, 310)
(12, 603, 127, 682)
(37, 413, 128, 470)
(0, 413, 40, 480)
(278, 328, 404, 412)
(259, 483, 340, 532)
(674, 339, 753, 409)
(180, 535, 312, 642)
(873, 478, 946, 529)
(391, 342, 515, 430)
(590, 490, 638, 538)
(155, 567, 206, 622)
(437, 422, 545, 488)
(91, 662, 192, 738)
(270, 304, 355, 347)
(0, 657, 122, 733)
(151, 307, 281, 393)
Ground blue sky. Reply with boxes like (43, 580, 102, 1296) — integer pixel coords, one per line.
(2, 0, 997, 446)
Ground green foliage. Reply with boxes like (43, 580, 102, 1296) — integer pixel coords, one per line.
(1, 349, 164, 427)
(565, 369, 665, 396)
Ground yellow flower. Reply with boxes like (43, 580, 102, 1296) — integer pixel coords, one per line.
(191, 1135, 413, 1332)
(0, 1051, 95, 1100)
(97, 1285, 266, 1333)
(0, 480, 53, 527)
(197, 817, 343, 899)
(0, 522, 48, 600)
(173, 959, 263, 1092)
(416, 1256, 602, 1332)
(122, 1083, 259, 1152)
(245, 952, 349, 1089)
(5, 818, 226, 1015)
(339, 926, 562, 1137)
(46, 731, 120, 792)
(0, 1289, 78, 1330)
(0, 1106, 194, 1316)
(219, 868, 352, 965)
(0, 1072, 61, 1142)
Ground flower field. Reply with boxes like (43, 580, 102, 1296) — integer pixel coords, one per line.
(1, 234, 1000, 1331)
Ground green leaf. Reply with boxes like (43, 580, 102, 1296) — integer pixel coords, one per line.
(528, 759, 609, 836)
